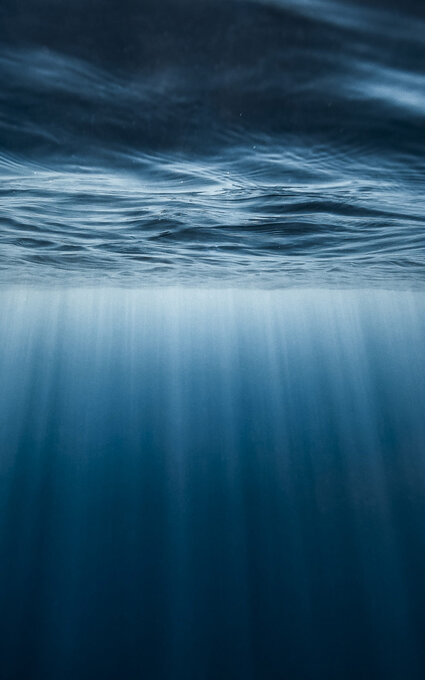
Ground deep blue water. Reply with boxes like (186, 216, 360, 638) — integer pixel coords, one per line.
(1, 1, 425, 679)
(1, 289, 425, 680)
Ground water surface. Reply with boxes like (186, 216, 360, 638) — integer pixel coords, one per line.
(0, 0, 424, 285)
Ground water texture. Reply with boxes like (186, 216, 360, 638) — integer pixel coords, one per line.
(0, 0, 424, 285)
(2, 2, 425, 679)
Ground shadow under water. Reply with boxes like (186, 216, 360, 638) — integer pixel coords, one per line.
(1, 288, 425, 679)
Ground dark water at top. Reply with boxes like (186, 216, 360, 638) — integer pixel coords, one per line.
(1, 0, 424, 285)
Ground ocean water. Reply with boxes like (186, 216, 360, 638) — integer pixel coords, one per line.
(1, 288, 425, 680)
(0, 0, 424, 285)
(1, 1, 425, 679)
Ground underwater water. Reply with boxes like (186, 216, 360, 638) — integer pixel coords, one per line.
(1, 288, 425, 680)
(1, 0, 425, 679)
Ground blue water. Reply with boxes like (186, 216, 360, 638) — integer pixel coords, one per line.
(1, 1, 425, 678)
(1, 288, 425, 680)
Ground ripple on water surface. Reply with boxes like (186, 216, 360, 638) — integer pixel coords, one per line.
(0, 0, 424, 285)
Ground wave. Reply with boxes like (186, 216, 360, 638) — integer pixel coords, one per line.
(0, 0, 424, 285)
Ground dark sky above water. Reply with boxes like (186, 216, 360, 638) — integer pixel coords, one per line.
(0, 0, 424, 285)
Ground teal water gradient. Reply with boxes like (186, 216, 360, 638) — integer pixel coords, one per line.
(1, 288, 425, 679)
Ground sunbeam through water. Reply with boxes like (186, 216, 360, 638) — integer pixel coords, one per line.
(1, 288, 425, 678)
(1, 0, 425, 677)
